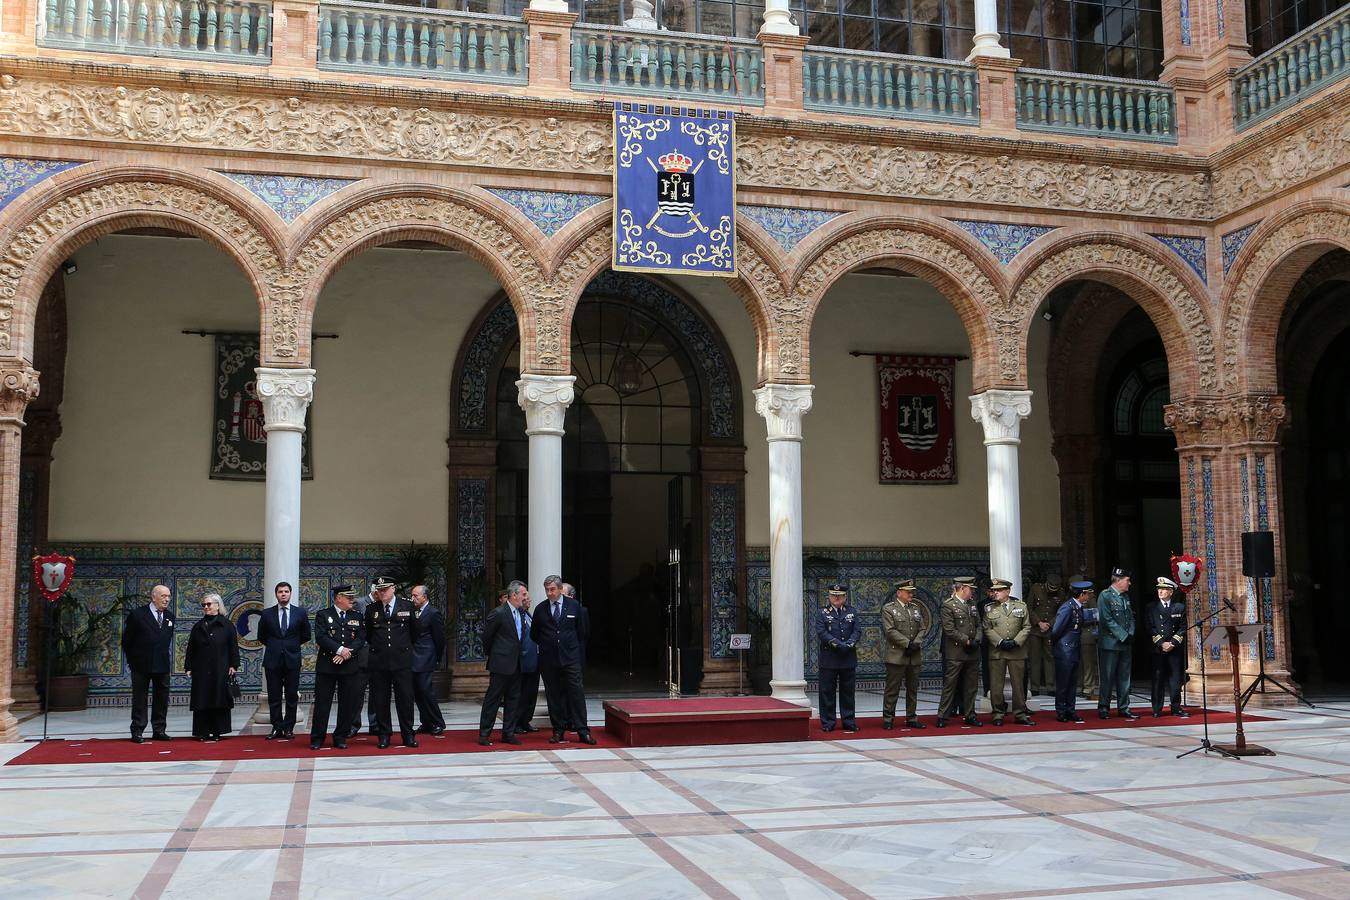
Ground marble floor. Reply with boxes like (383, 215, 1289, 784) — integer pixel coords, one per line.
(3, 693, 1349, 899)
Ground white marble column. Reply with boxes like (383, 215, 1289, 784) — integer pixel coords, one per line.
(257, 368, 315, 609)
(517, 374, 575, 609)
(760, 0, 798, 36)
(968, 0, 1010, 60)
(970, 390, 1032, 600)
(528, 0, 569, 13)
(754, 384, 813, 705)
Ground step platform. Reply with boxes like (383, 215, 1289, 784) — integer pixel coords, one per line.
(602, 696, 812, 747)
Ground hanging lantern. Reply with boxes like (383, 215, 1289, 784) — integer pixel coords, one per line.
(615, 350, 644, 396)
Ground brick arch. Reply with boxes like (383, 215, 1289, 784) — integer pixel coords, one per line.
(288, 184, 549, 369)
(791, 216, 1006, 391)
(1009, 231, 1213, 398)
(1220, 201, 1350, 394)
(0, 165, 284, 363)
(545, 212, 785, 384)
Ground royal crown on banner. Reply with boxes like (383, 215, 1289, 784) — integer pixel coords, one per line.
(613, 103, 736, 277)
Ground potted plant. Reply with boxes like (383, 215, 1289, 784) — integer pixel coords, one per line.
(42, 591, 137, 711)
(746, 603, 773, 695)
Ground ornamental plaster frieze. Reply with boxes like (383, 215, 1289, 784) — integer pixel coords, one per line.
(1163, 395, 1287, 449)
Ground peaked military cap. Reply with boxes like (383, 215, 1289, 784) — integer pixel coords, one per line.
(1069, 580, 1094, 594)
(952, 576, 977, 586)
(370, 575, 397, 590)
(332, 584, 356, 597)
(827, 583, 848, 595)
(1156, 576, 1178, 590)
(990, 578, 1012, 590)
(1111, 566, 1132, 580)
(894, 579, 916, 592)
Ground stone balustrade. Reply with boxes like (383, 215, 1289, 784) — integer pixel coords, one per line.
(570, 24, 763, 104)
(802, 47, 978, 125)
(38, 0, 272, 63)
(1015, 68, 1176, 143)
(1234, 3, 1350, 130)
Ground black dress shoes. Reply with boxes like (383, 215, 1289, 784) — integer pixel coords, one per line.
(430, 726, 445, 736)
(282, 731, 294, 739)
(377, 736, 391, 749)
(334, 739, 348, 749)
(1098, 709, 1111, 720)
(964, 717, 983, 728)
(130, 734, 144, 744)
(842, 724, 860, 733)
(821, 724, 835, 733)
(1120, 709, 1140, 721)
(402, 735, 419, 748)
(1172, 708, 1191, 718)
(549, 730, 567, 744)
(935, 718, 947, 728)
(266, 730, 283, 741)
(478, 735, 493, 747)
(1015, 716, 1035, 726)
(992, 717, 1005, 726)
(152, 732, 171, 741)
(1071, 714, 1086, 723)
(310, 741, 323, 750)
(578, 731, 598, 745)
(503, 734, 523, 745)
(519, 724, 539, 733)
(881, 721, 894, 731)
(905, 718, 926, 729)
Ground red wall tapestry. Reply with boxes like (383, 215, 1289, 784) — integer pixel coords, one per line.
(877, 355, 957, 484)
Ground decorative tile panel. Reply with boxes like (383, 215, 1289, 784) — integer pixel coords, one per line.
(1151, 234, 1208, 284)
(486, 188, 606, 237)
(1188, 456, 1202, 666)
(1203, 458, 1220, 660)
(1256, 455, 1274, 659)
(1217, 0, 1226, 36)
(738, 205, 842, 252)
(746, 546, 1062, 681)
(1241, 456, 1257, 660)
(950, 220, 1056, 266)
(1181, 0, 1192, 45)
(58, 543, 446, 695)
(222, 173, 357, 223)
(15, 470, 35, 669)
(1221, 222, 1260, 275)
(457, 302, 519, 432)
(708, 483, 739, 659)
(0, 157, 82, 213)
(454, 478, 489, 663)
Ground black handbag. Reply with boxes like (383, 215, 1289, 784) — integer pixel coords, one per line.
(228, 675, 242, 701)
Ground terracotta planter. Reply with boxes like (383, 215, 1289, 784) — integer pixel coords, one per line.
(47, 674, 90, 711)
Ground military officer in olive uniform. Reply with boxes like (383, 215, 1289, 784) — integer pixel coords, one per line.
(364, 575, 424, 747)
(1078, 576, 1100, 700)
(937, 576, 983, 728)
(881, 579, 927, 730)
(1097, 566, 1140, 720)
(814, 583, 861, 732)
(985, 579, 1035, 726)
(1148, 576, 1191, 718)
(310, 585, 366, 750)
(1026, 574, 1063, 695)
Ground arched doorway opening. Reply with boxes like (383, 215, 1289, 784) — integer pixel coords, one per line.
(450, 271, 746, 696)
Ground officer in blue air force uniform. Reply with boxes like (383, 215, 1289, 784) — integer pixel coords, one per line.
(1051, 580, 1093, 723)
(815, 583, 861, 733)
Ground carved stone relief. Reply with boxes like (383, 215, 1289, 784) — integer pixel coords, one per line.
(1211, 102, 1350, 218)
(1163, 395, 1287, 448)
(0, 363, 40, 423)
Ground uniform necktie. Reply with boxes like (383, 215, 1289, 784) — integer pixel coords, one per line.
(338, 611, 345, 623)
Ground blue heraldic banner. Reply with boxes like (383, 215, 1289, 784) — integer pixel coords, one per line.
(613, 103, 736, 277)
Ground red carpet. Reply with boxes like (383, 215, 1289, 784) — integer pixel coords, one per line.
(8, 706, 1269, 766)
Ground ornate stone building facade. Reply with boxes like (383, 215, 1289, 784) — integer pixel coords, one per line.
(0, 0, 1347, 739)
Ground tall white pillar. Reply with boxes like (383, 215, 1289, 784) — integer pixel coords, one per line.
(754, 384, 813, 705)
(517, 374, 575, 610)
(257, 367, 315, 609)
(760, 0, 797, 36)
(970, 390, 1032, 599)
(968, 0, 1010, 60)
(528, 0, 569, 12)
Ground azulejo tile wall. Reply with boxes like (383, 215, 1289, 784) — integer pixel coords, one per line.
(746, 546, 1063, 680)
(62, 543, 447, 696)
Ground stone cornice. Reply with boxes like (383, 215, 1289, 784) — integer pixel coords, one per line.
(1163, 395, 1288, 449)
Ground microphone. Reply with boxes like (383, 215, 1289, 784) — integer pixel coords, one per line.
(1221, 597, 1238, 613)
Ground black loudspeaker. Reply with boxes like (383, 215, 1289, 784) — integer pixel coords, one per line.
(1242, 531, 1275, 578)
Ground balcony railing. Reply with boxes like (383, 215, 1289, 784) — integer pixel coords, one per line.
(803, 47, 978, 125)
(38, 0, 271, 64)
(1233, 4, 1350, 130)
(571, 25, 763, 105)
(1015, 69, 1176, 143)
(317, 1, 526, 84)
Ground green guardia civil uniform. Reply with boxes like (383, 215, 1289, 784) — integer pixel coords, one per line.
(985, 595, 1033, 722)
(1097, 580, 1136, 714)
(881, 594, 926, 723)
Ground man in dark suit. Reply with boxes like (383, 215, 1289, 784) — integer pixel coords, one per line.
(513, 589, 541, 733)
(409, 584, 446, 735)
(311, 585, 366, 750)
(258, 581, 311, 739)
(530, 574, 595, 744)
(479, 580, 527, 746)
(364, 575, 421, 748)
(121, 584, 176, 743)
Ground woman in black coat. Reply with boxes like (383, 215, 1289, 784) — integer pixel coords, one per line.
(185, 593, 240, 741)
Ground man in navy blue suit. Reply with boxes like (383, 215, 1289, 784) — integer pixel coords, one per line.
(530, 574, 594, 744)
(259, 581, 311, 739)
(409, 584, 447, 735)
(121, 584, 176, 742)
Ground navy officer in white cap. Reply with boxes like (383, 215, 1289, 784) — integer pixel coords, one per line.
(1148, 576, 1191, 718)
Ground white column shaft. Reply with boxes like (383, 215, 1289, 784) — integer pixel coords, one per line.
(968, 0, 1010, 59)
(754, 384, 813, 706)
(528, 0, 569, 11)
(518, 374, 575, 607)
(257, 368, 315, 610)
(970, 390, 1033, 600)
(760, 0, 797, 36)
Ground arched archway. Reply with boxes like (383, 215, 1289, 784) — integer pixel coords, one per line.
(447, 271, 747, 696)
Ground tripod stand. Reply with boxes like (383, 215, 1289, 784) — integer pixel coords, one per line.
(1178, 614, 1238, 760)
(1238, 581, 1314, 709)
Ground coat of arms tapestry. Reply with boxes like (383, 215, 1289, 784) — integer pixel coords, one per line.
(210, 333, 313, 481)
(877, 354, 957, 484)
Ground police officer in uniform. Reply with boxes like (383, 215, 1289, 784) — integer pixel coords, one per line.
(937, 576, 983, 728)
(310, 585, 366, 750)
(1148, 576, 1191, 718)
(364, 575, 423, 748)
(985, 579, 1035, 726)
(881, 579, 926, 730)
(1051, 580, 1092, 723)
(1097, 566, 1139, 720)
(1026, 574, 1063, 696)
(347, 582, 375, 737)
(814, 583, 860, 732)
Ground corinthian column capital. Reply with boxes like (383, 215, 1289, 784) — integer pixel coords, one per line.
(256, 367, 315, 434)
(517, 373, 575, 436)
(0, 364, 40, 425)
(970, 389, 1033, 446)
(754, 384, 814, 442)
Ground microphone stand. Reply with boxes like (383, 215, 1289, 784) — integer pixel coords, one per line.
(1177, 608, 1237, 760)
